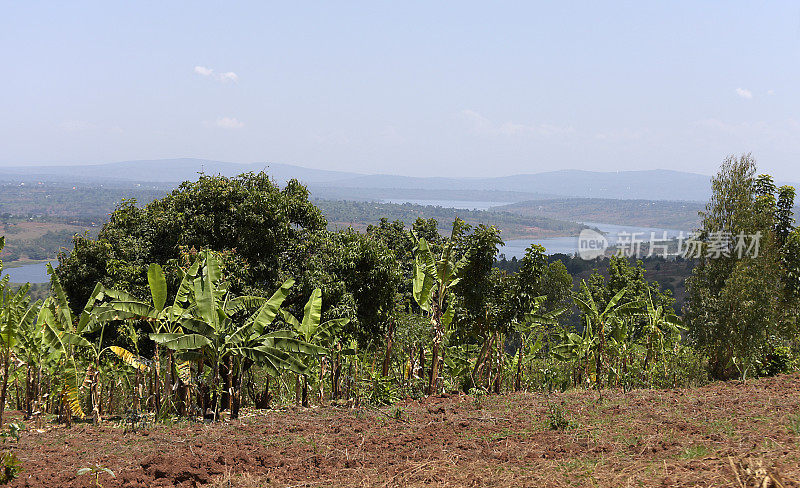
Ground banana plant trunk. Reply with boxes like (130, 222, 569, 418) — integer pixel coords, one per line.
(514, 336, 524, 392)
(301, 375, 309, 407)
(0, 346, 11, 427)
(153, 344, 161, 416)
(596, 319, 605, 390)
(25, 363, 33, 419)
(427, 301, 443, 396)
(91, 366, 101, 425)
(381, 319, 395, 377)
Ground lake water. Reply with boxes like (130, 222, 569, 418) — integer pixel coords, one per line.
(0, 206, 683, 282)
(500, 221, 684, 259)
(3, 261, 55, 284)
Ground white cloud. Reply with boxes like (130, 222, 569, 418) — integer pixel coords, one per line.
(735, 87, 753, 99)
(218, 71, 239, 83)
(215, 117, 244, 129)
(194, 66, 239, 83)
(460, 109, 573, 137)
(767, 89, 775, 96)
(194, 66, 214, 77)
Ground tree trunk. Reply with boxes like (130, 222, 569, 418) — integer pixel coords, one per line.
(256, 375, 271, 409)
(0, 348, 10, 428)
(221, 357, 231, 412)
(428, 342, 441, 396)
(472, 333, 495, 388)
(301, 375, 309, 407)
(492, 337, 502, 394)
(13, 364, 21, 413)
(418, 347, 425, 381)
(382, 319, 395, 377)
(514, 336, 524, 392)
(596, 320, 605, 390)
(25, 363, 32, 419)
(153, 344, 161, 416)
(91, 367, 101, 425)
(213, 357, 221, 421)
(164, 350, 174, 415)
(108, 379, 115, 415)
(231, 360, 243, 419)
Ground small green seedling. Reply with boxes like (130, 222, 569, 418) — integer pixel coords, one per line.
(77, 464, 116, 488)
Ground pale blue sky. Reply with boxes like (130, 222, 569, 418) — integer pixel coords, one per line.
(2, 2, 800, 179)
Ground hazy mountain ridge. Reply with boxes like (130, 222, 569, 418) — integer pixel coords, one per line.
(0, 158, 733, 201)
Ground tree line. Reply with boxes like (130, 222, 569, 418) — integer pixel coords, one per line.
(0, 154, 797, 426)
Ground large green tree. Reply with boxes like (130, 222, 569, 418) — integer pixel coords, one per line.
(685, 154, 798, 379)
(57, 173, 326, 311)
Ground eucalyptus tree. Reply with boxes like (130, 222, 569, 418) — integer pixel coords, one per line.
(686, 155, 796, 379)
(412, 219, 469, 395)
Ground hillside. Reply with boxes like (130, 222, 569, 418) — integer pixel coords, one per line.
(316, 199, 586, 239)
(494, 198, 704, 231)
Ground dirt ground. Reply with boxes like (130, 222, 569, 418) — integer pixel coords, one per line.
(8, 373, 800, 487)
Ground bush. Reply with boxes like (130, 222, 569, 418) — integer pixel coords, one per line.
(0, 451, 22, 484)
(546, 402, 575, 431)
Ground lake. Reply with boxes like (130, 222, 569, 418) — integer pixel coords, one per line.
(3, 261, 56, 284)
(378, 198, 685, 259)
(500, 221, 684, 259)
(0, 208, 684, 283)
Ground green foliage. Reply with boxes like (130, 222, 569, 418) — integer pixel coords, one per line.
(546, 401, 575, 431)
(56, 173, 326, 315)
(680, 444, 711, 459)
(686, 154, 798, 380)
(391, 405, 405, 420)
(0, 451, 22, 484)
(0, 423, 24, 443)
(469, 387, 486, 409)
(77, 463, 115, 488)
(789, 412, 800, 436)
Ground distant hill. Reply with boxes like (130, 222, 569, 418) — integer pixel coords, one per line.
(0, 159, 360, 186)
(322, 169, 714, 201)
(8, 159, 794, 202)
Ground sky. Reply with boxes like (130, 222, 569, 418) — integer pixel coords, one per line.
(2, 1, 800, 180)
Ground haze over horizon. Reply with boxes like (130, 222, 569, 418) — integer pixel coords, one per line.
(3, 2, 800, 180)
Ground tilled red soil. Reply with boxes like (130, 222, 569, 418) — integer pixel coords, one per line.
(9, 374, 800, 487)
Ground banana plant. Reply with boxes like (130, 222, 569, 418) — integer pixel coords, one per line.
(572, 285, 642, 389)
(100, 262, 202, 414)
(0, 281, 39, 427)
(151, 250, 320, 420)
(511, 296, 565, 391)
(281, 288, 350, 405)
(642, 290, 685, 384)
(39, 265, 147, 424)
(551, 317, 599, 387)
(412, 224, 468, 395)
(16, 293, 50, 419)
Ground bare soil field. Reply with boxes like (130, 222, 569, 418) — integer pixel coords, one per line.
(9, 374, 800, 487)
